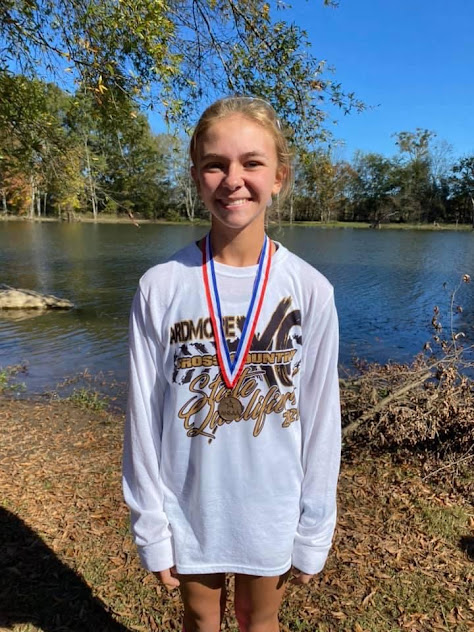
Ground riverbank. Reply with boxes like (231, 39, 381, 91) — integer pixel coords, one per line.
(0, 395, 472, 632)
(1, 214, 472, 231)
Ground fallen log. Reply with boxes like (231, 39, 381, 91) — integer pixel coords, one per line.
(342, 370, 432, 439)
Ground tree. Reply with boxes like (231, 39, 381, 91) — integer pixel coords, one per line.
(450, 156, 474, 227)
(0, 73, 180, 219)
(0, 74, 83, 216)
(422, 139, 453, 224)
(349, 152, 400, 225)
(1, 0, 363, 146)
(91, 113, 174, 219)
(393, 128, 435, 162)
(295, 150, 352, 222)
(166, 135, 201, 221)
(392, 129, 436, 223)
(66, 94, 107, 219)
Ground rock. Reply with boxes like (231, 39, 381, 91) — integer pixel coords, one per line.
(0, 286, 74, 310)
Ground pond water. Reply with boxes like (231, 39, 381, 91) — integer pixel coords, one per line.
(1, 221, 473, 399)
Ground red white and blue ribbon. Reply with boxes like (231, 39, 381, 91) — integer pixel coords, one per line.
(202, 232, 272, 389)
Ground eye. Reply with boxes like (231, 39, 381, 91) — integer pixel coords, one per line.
(245, 160, 263, 168)
(203, 162, 224, 172)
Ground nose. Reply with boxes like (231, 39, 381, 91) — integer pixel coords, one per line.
(222, 164, 243, 190)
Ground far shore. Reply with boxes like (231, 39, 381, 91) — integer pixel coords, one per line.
(1, 214, 473, 231)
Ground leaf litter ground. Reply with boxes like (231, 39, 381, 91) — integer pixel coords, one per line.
(0, 397, 472, 632)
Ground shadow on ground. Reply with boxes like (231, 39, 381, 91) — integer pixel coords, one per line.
(0, 507, 130, 631)
(459, 535, 474, 561)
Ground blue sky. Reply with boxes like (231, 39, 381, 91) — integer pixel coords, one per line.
(287, 0, 473, 160)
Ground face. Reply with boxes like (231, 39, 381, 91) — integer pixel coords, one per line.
(192, 114, 284, 235)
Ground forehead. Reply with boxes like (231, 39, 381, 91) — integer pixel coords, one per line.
(199, 114, 277, 156)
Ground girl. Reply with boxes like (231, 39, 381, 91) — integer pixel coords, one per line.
(123, 97, 341, 632)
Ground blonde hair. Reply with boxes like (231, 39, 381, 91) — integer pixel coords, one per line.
(189, 96, 293, 200)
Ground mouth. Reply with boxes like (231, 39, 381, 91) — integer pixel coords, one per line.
(217, 198, 252, 209)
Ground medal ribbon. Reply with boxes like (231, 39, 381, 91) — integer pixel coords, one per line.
(202, 233, 272, 389)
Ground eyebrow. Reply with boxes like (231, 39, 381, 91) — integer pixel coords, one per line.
(200, 151, 269, 160)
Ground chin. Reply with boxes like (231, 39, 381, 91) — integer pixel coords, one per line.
(214, 217, 262, 233)
(211, 210, 266, 232)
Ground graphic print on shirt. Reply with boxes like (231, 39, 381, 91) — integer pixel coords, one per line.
(170, 297, 302, 442)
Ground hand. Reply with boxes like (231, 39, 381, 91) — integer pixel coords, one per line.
(290, 566, 314, 585)
(153, 566, 180, 589)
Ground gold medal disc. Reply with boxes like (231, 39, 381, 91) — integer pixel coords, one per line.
(218, 396, 244, 421)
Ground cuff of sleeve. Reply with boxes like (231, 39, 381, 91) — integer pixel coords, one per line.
(138, 538, 174, 572)
(292, 544, 329, 576)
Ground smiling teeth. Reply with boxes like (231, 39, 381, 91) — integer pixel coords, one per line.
(221, 199, 248, 207)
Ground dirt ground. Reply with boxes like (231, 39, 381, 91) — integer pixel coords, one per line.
(0, 396, 472, 632)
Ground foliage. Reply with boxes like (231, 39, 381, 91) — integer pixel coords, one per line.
(0, 0, 363, 146)
(348, 151, 400, 224)
(293, 149, 354, 222)
(392, 129, 437, 223)
(450, 156, 474, 226)
(1, 74, 474, 226)
(0, 75, 180, 218)
(0, 364, 27, 393)
(393, 128, 435, 162)
(342, 274, 473, 460)
(68, 387, 109, 411)
(0, 74, 85, 216)
(94, 111, 174, 218)
(1, 1, 366, 219)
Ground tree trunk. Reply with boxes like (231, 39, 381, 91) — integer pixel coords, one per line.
(289, 192, 294, 224)
(185, 188, 191, 221)
(471, 196, 474, 229)
(84, 135, 98, 220)
(29, 176, 35, 219)
(184, 175, 195, 221)
(1, 189, 7, 214)
(186, 188, 195, 221)
(275, 193, 281, 224)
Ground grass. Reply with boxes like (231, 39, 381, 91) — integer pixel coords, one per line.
(413, 500, 471, 543)
(0, 364, 27, 394)
(1, 214, 472, 231)
(68, 387, 109, 411)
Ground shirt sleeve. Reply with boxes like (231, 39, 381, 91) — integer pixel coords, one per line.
(122, 287, 175, 572)
(292, 290, 341, 575)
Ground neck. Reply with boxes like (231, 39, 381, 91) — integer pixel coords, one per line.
(209, 226, 268, 266)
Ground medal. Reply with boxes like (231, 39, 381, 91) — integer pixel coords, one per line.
(202, 232, 272, 394)
(218, 395, 244, 421)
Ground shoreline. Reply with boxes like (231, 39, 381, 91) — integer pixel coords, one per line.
(1, 214, 472, 231)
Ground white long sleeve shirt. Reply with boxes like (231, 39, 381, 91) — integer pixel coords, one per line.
(123, 239, 341, 576)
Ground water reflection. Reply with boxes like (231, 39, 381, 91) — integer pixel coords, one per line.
(1, 221, 473, 395)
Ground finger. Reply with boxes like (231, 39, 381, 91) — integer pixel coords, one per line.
(164, 575, 181, 588)
(290, 572, 313, 585)
(290, 566, 303, 578)
(154, 569, 181, 588)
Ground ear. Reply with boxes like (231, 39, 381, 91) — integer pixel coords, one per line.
(191, 165, 200, 191)
(272, 166, 286, 195)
